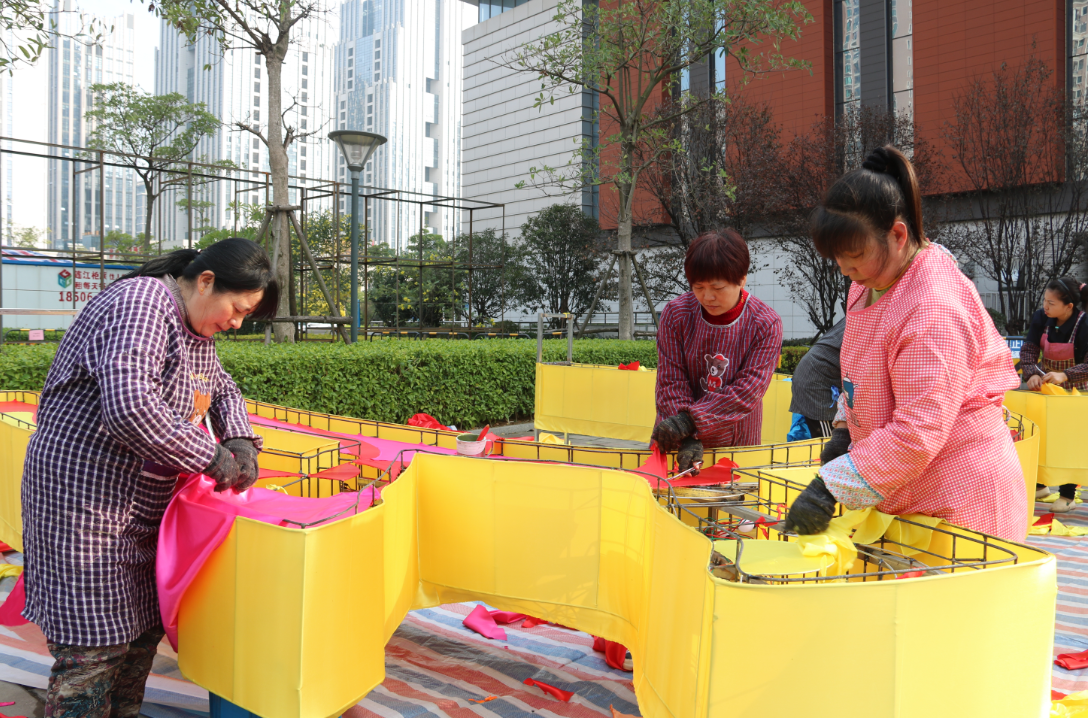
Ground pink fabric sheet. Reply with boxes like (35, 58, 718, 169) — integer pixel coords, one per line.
(157, 473, 379, 649)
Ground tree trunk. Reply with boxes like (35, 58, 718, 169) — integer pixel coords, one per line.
(616, 181, 634, 341)
(266, 37, 293, 343)
(143, 176, 155, 255)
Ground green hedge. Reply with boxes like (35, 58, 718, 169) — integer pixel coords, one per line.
(778, 346, 810, 374)
(0, 339, 658, 429)
(0, 340, 815, 427)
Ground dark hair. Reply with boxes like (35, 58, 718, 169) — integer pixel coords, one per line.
(811, 145, 925, 259)
(684, 229, 750, 286)
(1046, 276, 1088, 311)
(121, 238, 279, 320)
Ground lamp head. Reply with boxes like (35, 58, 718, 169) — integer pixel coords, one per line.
(327, 130, 387, 173)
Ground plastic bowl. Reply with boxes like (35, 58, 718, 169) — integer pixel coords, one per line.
(456, 433, 487, 457)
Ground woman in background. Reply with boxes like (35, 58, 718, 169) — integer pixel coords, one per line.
(1020, 277, 1088, 512)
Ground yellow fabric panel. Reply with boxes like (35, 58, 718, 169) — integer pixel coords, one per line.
(533, 364, 794, 446)
(174, 452, 1054, 718)
(180, 511, 389, 718)
(0, 420, 28, 551)
(707, 556, 1055, 717)
(759, 374, 795, 445)
(1005, 390, 1088, 487)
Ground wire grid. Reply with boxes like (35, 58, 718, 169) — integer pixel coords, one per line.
(679, 466, 1023, 585)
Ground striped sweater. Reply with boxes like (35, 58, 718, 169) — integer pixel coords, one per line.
(656, 291, 783, 448)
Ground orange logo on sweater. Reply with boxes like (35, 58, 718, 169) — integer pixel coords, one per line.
(189, 390, 211, 424)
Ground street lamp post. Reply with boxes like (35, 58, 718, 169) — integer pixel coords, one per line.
(327, 130, 387, 342)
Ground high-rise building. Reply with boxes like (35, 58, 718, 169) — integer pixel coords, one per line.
(461, 0, 598, 238)
(333, 0, 476, 247)
(155, 10, 340, 245)
(46, 5, 144, 250)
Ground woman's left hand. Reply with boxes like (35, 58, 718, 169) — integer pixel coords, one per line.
(1043, 371, 1069, 386)
(222, 437, 260, 491)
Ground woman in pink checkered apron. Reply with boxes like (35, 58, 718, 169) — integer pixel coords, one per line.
(1020, 277, 1088, 512)
(783, 145, 1026, 542)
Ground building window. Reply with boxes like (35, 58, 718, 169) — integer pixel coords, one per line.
(254, 95, 260, 106)
(348, 47, 354, 56)
(255, 68, 260, 78)
(302, 78, 308, 89)
(302, 65, 308, 76)
(302, 52, 309, 62)
(1071, 0, 1088, 103)
(254, 82, 260, 93)
(892, 0, 913, 117)
(348, 81, 353, 90)
(348, 69, 353, 79)
(835, 0, 861, 114)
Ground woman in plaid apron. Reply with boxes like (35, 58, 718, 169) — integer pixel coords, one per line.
(21, 238, 278, 717)
(1020, 277, 1088, 512)
(783, 145, 1025, 541)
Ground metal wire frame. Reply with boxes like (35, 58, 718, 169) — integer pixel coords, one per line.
(245, 396, 831, 473)
(0, 392, 1037, 583)
(673, 465, 1025, 585)
(0, 136, 507, 343)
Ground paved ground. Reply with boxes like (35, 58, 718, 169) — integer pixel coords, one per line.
(0, 682, 45, 717)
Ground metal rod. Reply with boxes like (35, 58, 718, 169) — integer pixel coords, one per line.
(579, 254, 616, 338)
(350, 169, 360, 342)
(287, 210, 350, 343)
(632, 253, 659, 328)
(566, 313, 573, 362)
(264, 213, 281, 346)
(98, 152, 105, 289)
(536, 312, 544, 363)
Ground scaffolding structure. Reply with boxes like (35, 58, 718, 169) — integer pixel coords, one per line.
(0, 137, 508, 342)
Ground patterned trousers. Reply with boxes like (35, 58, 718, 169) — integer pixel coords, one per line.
(45, 625, 165, 718)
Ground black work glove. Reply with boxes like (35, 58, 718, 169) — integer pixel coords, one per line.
(782, 477, 838, 535)
(676, 437, 703, 476)
(204, 443, 241, 492)
(222, 437, 260, 492)
(820, 426, 852, 465)
(650, 411, 697, 452)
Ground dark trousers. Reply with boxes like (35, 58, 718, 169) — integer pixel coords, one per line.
(804, 417, 834, 439)
(1037, 483, 1078, 500)
(45, 625, 165, 718)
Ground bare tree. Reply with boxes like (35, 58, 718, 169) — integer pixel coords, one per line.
(499, 0, 811, 339)
(772, 104, 944, 337)
(158, 0, 326, 342)
(943, 56, 1088, 334)
(636, 94, 786, 302)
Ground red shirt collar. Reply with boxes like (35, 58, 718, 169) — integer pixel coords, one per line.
(701, 290, 748, 326)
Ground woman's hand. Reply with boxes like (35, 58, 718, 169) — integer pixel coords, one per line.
(1043, 371, 1069, 386)
(204, 444, 241, 492)
(222, 438, 260, 492)
(676, 437, 703, 475)
(1026, 374, 1044, 390)
(650, 411, 696, 452)
(782, 477, 838, 535)
(820, 427, 851, 465)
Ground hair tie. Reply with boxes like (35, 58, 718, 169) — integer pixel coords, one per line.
(862, 148, 890, 174)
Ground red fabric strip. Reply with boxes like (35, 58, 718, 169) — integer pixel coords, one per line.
(522, 678, 574, 702)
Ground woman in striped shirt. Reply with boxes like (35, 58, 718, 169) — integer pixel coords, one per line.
(22, 239, 278, 717)
(650, 230, 784, 474)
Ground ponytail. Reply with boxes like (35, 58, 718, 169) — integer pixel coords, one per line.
(1047, 276, 1088, 312)
(119, 238, 280, 320)
(811, 144, 925, 259)
(123, 249, 200, 280)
